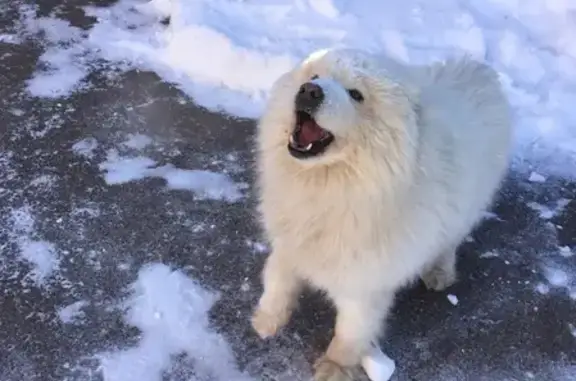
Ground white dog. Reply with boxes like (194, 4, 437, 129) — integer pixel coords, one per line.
(251, 47, 512, 381)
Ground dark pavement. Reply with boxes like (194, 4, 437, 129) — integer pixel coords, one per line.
(0, 2, 575, 380)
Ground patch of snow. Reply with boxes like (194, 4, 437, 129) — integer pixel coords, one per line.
(535, 283, 550, 295)
(9, 108, 25, 117)
(8, 207, 60, 286)
(98, 152, 156, 184)
(541, 265, 575, 300)
(71, 206, 101, 218)
(558, 246, 573, 258)
(58, 300, 89, 324)
(362, 345, 396, 381)
(19, 11, 93, 98)
(98, 151, 245, 202)
(527, 199, 571, 220)
(121, 133, 153, 150)
(0, 34, 20, 44)
(568, 324, 576, 338)
(528, 171, 546, 183)
(72, 137, 99, 159)
(18, 240, 59, 285)
(95, 262, 253, 381)
(480, 251, 499, 259)
(447, 294, 459, 306)
(29, 174, 57, 188)
(246, 239, 269, 254)
(12, 0, 576, 178)
(10, 206, 36, 235)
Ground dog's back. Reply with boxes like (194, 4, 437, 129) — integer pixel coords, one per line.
(412, 57, 512, 239)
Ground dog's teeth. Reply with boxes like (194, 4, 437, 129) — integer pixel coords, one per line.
(305, 143, 313, 151)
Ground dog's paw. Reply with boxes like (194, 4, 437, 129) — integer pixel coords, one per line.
(251, 307, 286, 339)
(313, 357, 354, 381)
(421, 267, 457, 291)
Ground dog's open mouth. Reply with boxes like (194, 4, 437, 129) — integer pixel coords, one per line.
(288, 111, 334, 159)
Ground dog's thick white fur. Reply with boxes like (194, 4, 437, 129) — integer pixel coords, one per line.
(252, 47, 512, 381)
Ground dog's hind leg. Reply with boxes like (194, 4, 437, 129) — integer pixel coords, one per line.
(420, 244, 458, 291)
(314, 291, 394, 381)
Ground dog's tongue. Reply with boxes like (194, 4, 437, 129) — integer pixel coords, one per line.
(297, 120, 324, 146)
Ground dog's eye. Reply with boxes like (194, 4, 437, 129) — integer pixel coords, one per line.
(311, 74, 319, 80)
(347, 89, 364, 102)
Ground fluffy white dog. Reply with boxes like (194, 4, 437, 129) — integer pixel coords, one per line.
(251, 47, 512, 381)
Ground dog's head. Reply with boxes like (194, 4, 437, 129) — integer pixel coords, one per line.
(258, 47, 419, 168)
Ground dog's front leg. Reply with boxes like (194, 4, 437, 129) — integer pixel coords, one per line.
(252, 252, 303, 339)
(314, 291, 395, 381)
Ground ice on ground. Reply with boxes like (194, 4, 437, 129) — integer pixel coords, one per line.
(58, 300, 89, 324)
(96, 263, 253, 381)
(14, 0, 576, 179)
(98, 150, 245, 202)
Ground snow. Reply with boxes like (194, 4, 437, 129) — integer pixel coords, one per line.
(568, 324, 576, 338)
(527, 198, 571, 220)
(0, 34, 20, 44)
(96, 263, 252, 381)
(362, 345, 396, 381)
(72, 137, 99, 159)
(480, 251, 499, 259)
(121, 133, 153, 150)
(535, 283, 550, 295)
(12, 0, 576, 179)
(447, 294, 459, 306)
(8, 207, 60, 286)
(3, 1, 576, 380)
(18, 240, 59, 285)
(559, 246, 574, 258)
(543, 267, 570, 288)
(98, 150, 246, 202)
(528, 172, 547, 183)
(58, 300, 89, 324)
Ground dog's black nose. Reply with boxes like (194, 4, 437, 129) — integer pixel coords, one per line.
(295, 82, 324, 111)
